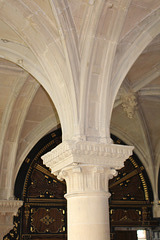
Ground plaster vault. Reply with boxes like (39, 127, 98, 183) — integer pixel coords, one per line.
(0, 0, 160, 238)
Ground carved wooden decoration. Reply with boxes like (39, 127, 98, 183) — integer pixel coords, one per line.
(110, 160, 145, 201)
(27, 168, 66, 199)
(30, 207, 65, 233)
(109, 135, 159, 231)
(3, 130, 159, 240)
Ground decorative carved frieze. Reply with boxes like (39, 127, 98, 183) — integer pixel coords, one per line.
(0, 200, 23, 215)
(0, 200, 23, 239)
(42, 140, 133, 174)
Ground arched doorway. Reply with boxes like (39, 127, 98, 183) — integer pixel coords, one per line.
(4, 129, 159, 240)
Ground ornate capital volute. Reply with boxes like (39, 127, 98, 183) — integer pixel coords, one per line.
(56, 164, 118, 197)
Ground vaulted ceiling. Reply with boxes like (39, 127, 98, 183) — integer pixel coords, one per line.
(0, 0, 160, 201)
(112, 32, 160, 188)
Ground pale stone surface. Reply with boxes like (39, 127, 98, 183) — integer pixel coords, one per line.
(67, 193, 110, 240)
(0, 200, 23, 239)
(43, 140, 133, 240)
(42, 140, 133, 173)
(0, 0, 160, 238)
(153, 202, 160, 218)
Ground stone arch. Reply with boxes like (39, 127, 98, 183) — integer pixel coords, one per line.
(0, 42, 51, 91)
(108, 9, 160, 204)
(13, 116, 60, 185)
(111, 7, 160, 105)
(4, 128, 156, 239)
(0, 50, 61, 199)
(0, 0, 78, 141)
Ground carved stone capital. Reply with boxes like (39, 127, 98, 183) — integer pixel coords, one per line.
(42, 140, 133, 174)
(57, 165, 118, 196)
(42, 141, 133, 197)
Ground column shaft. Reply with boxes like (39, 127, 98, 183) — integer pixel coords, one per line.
(42, 140, 133, 240)
(67, 194, 110, 240)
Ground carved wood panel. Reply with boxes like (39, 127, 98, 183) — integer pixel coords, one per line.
(22, 203, 66, 235)
(27, 168, 66, 199)
(3, 130, 159, 239)
(30, 208, 64, 233)
(109, 160, 145, 201)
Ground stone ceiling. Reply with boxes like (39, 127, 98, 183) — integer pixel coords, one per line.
(0, 0, 159, 200)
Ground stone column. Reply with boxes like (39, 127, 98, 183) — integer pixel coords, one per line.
(42, 141, 133, 240)
(0, 200, 23, 239)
